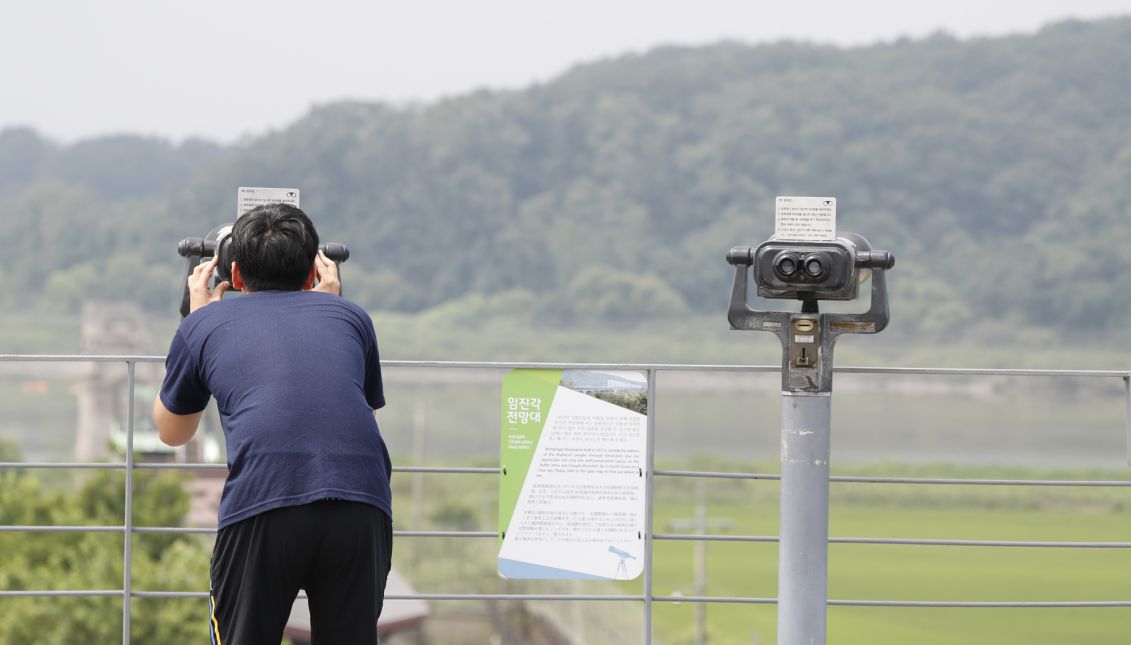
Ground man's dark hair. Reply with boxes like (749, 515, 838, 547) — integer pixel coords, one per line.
(231, 203, 320, 291)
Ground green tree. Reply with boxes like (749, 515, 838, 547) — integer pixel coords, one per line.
(0, 454, 211, 643)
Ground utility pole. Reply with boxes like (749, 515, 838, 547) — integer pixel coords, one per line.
(667, 478, 734, 645)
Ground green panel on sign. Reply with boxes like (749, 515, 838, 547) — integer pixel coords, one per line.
(499, 369, 561, 543)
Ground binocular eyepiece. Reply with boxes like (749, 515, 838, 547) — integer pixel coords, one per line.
(176, 224, 351, 318)
(319, 243, 350, 263)
(727, 235, 894, 303)
(178, 238, 350, 263)
(177, 237, 213, 258)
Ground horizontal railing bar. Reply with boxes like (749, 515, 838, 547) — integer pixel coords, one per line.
(388, 594, 645, 602)
(831, 475, 1131, 487)
(656, 469, 780, 480)
(656, 469, 1131, 487)
(836, 367, 1131, 378)
(11, 589, 1128, 608)
(382, 361, 1131, 378)
(2, 462, 1126, 487)
(0, 462, 126, 470)
(130, 527, 502, 539)
(29, 590, 1129, 609)
(654, 595, 1131, 607)
(3, 354, 1128, 378)
(384, 360, 780, 372)
(650, 534, 1131, 548)
(396, 466, 499, 474)
(0, 590, 123, 597)
(11, 522, 1129, 549)
(0, 355, 164, 363)
(0, 525, 123, 533)
(829, 600, 1131, 607)
(133, 527, 217, 535)
(133, 591, 647, 601)
(652, 595, 776, 605)
(60, 463, 501, 478)
(132, 591, 307, 600)
(656, 533, 776, 543)
(133, 463, 225, 470)
(131, 591, 210, 599)
(132, 461, 499, 473)
(832, 537, 1131, 548)
(396, 530, 497, 538)
(7, 462, 1124, 487)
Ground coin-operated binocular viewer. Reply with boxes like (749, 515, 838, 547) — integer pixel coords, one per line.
(726, 232, 894, 645)
(177, 223, 350, 318)
(727, 233, 894, 392)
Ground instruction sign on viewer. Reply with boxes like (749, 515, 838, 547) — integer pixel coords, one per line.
(774, 195, 836, 241)
(237, 187, 300, 218)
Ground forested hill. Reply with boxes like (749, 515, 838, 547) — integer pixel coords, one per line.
(2, 17, 1129, 336)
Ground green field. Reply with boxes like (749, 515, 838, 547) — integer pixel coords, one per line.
(388, 459, 1131, 645)
(643, 503, 1131, 644)
(629, 463, 1131, 645)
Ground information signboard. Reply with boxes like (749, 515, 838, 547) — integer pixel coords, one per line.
(498, 369, 647, 580)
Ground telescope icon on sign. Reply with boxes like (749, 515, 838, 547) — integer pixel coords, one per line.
(609, 546, 636, 579)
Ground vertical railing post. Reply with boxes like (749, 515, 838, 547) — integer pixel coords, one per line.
(643, 368, 657, 644)
(123, 360, 135, 644)
(1124, 376, 1130, 466)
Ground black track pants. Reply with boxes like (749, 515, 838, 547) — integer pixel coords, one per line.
(208, 500, 393, 645)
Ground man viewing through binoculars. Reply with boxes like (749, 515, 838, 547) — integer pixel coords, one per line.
(153, 203, 394, 645)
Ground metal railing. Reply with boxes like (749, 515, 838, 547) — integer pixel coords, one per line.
(1, 354, 1130, 644)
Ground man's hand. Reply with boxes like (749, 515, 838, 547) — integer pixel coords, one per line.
(311, 250, 341, 296)
(188, 256, 230, 313)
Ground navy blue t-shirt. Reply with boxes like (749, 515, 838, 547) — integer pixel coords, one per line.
(159, 291, 392, 529)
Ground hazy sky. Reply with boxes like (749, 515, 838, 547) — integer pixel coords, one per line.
(3, 1, 1129, 143)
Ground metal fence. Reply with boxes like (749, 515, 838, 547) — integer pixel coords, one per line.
(1, 354, 1129, 644)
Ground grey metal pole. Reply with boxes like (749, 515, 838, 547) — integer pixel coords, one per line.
(777, 392, 832, 645)
(695, 477, 706, 645)
(123, 361, 136, 644)
(643, 368, 657, 645)
(1124, 377, 1130, 466)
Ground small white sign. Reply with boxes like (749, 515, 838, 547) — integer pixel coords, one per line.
(774, 196, 836, 241)
(237, 187, 300, 219)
